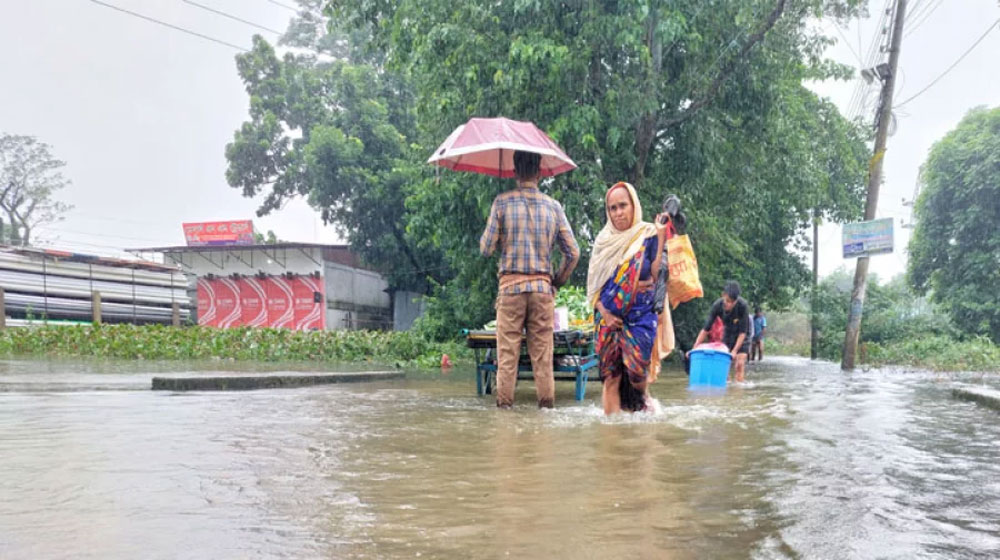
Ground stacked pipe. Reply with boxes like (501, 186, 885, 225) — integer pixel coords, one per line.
(0, 248, 191, 325)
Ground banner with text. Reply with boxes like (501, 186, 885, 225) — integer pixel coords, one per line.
(183, 220, 255, 246)
(843, 218, 894, 259)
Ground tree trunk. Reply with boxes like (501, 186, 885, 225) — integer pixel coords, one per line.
(5, 213, 20, 246)
(630, 6, 662, 188)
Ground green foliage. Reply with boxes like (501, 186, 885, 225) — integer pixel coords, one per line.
(228, 1, 869, 340)
(760, 271, 998, 371)
(323, 0, 867, 339)
(253, 229, 280, 244)
(0, 325, 468, 369)
(554, 285, 591, 323)
(809, 269, 963, 361)
(225, 25, 444, 292)
(908, 106, 1000, 343)
(864, 335, 1000, 372)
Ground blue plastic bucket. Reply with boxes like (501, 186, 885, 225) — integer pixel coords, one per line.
(689, 348, 731, 388)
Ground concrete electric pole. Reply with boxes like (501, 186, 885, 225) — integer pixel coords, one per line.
(841, 0, 907, 370)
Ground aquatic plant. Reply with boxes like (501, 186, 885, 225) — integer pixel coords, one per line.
(0, 325, 469, 368)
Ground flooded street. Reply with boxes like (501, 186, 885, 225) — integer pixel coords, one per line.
(1, 357, 999, 559)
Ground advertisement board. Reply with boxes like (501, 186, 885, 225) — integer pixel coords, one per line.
(196, 274, 323, 330)
(238, 276, 269, 327)
(213, 277, 242, 328)
(843, 218, 894, 258)
(292, 274, 326, 331)
(265, 276, 295, 329)
(183, 220, 255, 246)
(196, 278, 217, 327)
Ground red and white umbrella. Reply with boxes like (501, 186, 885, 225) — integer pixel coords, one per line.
(427, 117, 576, 178)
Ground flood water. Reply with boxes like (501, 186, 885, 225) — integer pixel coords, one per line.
(1, 357, 999, 559)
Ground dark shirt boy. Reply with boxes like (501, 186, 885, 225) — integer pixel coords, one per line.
(703, 296, 751, 352)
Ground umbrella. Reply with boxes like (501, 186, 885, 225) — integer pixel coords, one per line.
(427, 117, 576, 178)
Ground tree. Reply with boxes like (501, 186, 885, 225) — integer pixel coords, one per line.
(0, 133, 72, 246)
(908, 106, 1000, 342)
(253, 229, 281, 244)
(225, 4, 444, 293)
(326, 0, 868, 338)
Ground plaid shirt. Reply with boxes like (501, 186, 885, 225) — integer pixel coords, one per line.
(480, 185, 580, 295)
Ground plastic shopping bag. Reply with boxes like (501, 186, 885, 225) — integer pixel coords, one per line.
(666, 234, 703, 308)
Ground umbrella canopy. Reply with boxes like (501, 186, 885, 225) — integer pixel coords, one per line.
(427, 117, 576, 178)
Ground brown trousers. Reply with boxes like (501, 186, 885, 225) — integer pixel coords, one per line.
(495, 292, 555, 408)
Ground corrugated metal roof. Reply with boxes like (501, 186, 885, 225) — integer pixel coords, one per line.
(131, 242, 349, 253)
(2, 245, 180, 272)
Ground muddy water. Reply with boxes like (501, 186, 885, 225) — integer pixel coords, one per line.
(1, 357, 998, 559)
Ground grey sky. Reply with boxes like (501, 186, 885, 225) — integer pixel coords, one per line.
(810, 0, 1000, 280)
(1, 1, 998, 280)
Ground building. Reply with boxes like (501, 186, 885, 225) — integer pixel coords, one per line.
(131, 242, 419, 331)
(0, 245, 189, 325)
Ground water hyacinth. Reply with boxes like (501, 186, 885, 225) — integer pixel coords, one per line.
(0, 325, 469, 368)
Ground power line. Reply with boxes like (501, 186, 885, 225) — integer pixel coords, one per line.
(266, 0, 299, 12)
(88, 0, 249, 52)
(904, 0, 945, 38)
(832, 22, 864, 66)
(181, 0, 282, 35)
(35, 224, 177, 245)
(846, 0, 893, 120)
(904, 0, 929, 22)
(897, 17, 1000, 107)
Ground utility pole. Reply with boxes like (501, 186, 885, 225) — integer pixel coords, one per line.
(842, 0, 907, 370)
(811, 209, 819, 360)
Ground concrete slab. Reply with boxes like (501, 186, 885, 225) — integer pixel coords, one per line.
(151, 371, 404, 391)
(951, 385, 1000, 411)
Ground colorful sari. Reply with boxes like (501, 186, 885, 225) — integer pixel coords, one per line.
(595, 236, 660, 385)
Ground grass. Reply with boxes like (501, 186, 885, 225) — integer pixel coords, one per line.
(863, 335, 1000, 372)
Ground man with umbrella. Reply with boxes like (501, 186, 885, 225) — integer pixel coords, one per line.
(431, 117, 580, 408)
(479, 150, 579, 408)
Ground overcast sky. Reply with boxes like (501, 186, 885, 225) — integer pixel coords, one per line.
(1, 0, 998, 281)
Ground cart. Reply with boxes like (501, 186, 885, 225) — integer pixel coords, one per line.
(463, 329, 599, 401)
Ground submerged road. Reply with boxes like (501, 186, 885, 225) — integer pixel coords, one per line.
(0, 357, 998, 559)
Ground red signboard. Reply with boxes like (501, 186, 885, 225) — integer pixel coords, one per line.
(292, 274, 326, 331)
(238, 276, 269, 327)
(196, 278, 217, 327)
(214, 277, 242, 328)
(196, 274, 324, 330)
(265, 276, 295, 329)
(183, 220, 255, 246)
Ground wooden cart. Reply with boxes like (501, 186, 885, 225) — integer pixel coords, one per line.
(463, 329, 599, 401)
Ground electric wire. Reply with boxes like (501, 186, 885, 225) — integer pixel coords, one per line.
(846, 0, 892, 120)
(832, 22, 865, 66)
(266, 0, 299, 12)
(904, 0, 945, 38)
(181, 0, 282, 35)
(896, 17, 1000, 107)
(87, 0, 249, 51)
(852, 0, 895, 121)
(34, 224, 177, 245)
(904, 0, 928, 23)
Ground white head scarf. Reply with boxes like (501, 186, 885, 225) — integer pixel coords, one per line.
(585, 182, 657, 306)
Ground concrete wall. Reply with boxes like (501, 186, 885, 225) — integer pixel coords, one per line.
(324, 261, 391, 330)
(393, 290, 425, 331)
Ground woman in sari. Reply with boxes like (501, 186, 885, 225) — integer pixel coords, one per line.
(587, 182, 675, 414)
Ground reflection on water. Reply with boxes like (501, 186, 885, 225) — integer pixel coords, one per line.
(1, 357, 998, 559)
